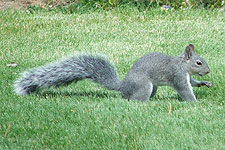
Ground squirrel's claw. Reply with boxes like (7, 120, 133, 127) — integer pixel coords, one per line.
(203, 81, 213, 88)
(198, 81, 213, 88)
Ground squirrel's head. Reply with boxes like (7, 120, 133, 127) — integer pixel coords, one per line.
(183, 44, 210, 76)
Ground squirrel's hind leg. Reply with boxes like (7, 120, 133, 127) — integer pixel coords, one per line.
(129, 82, 153, 101)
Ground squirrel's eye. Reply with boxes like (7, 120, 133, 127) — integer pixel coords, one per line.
(196, 60, 202, 66)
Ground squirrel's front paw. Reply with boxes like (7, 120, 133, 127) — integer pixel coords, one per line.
(201, 81, 213, 88)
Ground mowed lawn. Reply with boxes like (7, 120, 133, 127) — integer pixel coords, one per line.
(0, 7, 224, 149)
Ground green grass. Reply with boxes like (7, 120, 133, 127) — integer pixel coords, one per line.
(0, 8, 225, 149)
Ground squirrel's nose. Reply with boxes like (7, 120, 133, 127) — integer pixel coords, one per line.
(206, 68, 210, 74)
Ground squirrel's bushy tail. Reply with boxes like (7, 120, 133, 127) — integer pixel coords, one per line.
(14, 55, 121, 95)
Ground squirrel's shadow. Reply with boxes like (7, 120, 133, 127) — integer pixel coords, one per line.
(38, 90, 119, 99)
(36, 89, 209, 102)
(152, 95, 182, 102)
(37, 91, 183, 102)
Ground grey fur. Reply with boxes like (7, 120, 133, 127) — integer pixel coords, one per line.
(14, 44, 212, 101)
(14, 55, 121, 95)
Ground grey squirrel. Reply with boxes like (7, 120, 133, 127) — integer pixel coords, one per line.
(14, 44, 212, 101)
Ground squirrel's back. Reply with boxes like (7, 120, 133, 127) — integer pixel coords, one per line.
(122, 52, 181, 86)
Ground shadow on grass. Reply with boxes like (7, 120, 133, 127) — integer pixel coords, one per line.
(152, 95, 182, 102)
(35, 90, 184, 102)
(37, 90, 120, 100)
(30, 86, 197, 102)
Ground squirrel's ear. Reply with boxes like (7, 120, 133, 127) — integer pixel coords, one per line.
(185, 44, 194, 60)
(188, 44, 194, 51)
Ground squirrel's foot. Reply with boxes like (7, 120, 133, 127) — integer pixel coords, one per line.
(198, 81, 213, 88)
